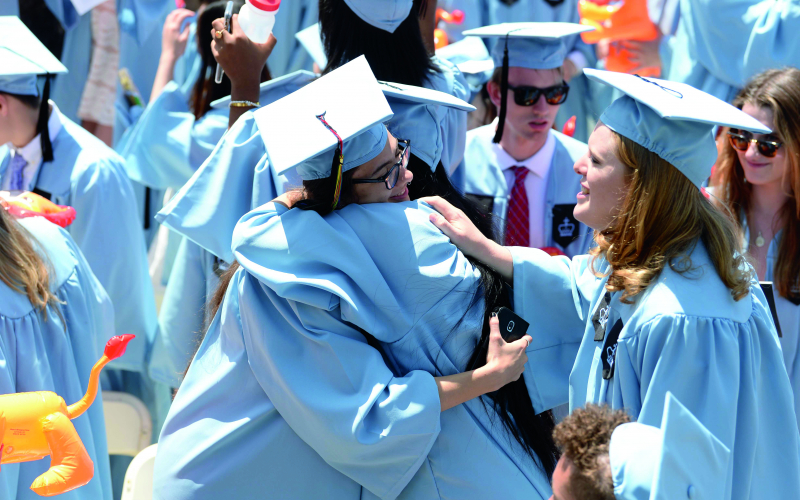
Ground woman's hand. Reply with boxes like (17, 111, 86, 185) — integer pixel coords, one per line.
(161, 8, 195, 62)
(420, 196, 490, 258)
(273, 190, 305, 209)
(211, 14, 276, 91)
(479, 316, 532, 391)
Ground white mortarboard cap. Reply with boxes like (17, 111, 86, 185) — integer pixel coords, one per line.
(210, 70, 318, 109)
(254, 56, 393, 180)
(379, 81, 475, 169)
(0, 16, 67, 96)
(343, 0, 413, 33)
(585, 68, 771, 188)
(610, 392, 731, 500)
(295, 23, 328, 71)
(463, 22, 593, 71)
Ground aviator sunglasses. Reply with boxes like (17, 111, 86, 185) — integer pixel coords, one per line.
(728, 129, 783, 158)
(507, 83, 570, 106)
(352, 139, 410, 190)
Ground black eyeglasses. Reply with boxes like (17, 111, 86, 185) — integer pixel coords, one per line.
(352, 139, 410, 190)
(507, 83, 570, 106)
(728, 130, 783, 158)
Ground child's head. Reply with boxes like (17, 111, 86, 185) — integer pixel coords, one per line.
(550, 404, 631, 500)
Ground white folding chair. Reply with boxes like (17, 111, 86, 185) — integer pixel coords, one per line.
(102, 391, 152, 456)
(120, 444, 158, 500)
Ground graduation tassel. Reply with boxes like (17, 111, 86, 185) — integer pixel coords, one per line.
(492, 37, 510, 144)
(38, 75, 53, 163)
(315, 112, 345, 210)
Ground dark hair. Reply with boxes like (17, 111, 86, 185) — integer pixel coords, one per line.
(552, 404, 631, 500)
(318, 0, 438, 87)
(191, 0, 271, 119)
(205, 155, 559, 477)
(0, 92, 40, 110)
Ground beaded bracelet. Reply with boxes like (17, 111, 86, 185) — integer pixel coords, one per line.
(229, 100, 260, 108)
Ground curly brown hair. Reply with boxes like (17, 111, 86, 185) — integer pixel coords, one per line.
(552, 404, 631, 500)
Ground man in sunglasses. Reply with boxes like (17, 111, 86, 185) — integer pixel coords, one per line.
(460, 23, 593, 258)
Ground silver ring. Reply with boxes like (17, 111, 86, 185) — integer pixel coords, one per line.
(524, 338, 530, 348)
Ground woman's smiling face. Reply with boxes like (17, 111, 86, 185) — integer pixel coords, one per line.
(351, 131, 413, 204)
(735, 102, 788, 189)
(572, 123, 632, 231)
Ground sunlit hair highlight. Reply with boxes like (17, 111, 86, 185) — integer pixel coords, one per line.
(0, 209, 61, 319)
(711, 67, 800, 302)
(590, 129, 752, 303)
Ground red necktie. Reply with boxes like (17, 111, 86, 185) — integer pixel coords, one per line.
(505, 166, 530, 247)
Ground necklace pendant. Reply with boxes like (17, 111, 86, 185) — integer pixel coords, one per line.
(756, 232, 766, 248)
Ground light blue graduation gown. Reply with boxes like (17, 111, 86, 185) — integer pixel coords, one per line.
(119, 80, 229, 192)
(153, 200, 554, 499)
(463, 126, 592, 256)
(429, 56, 470, 189)
(268, 0, 318, 76)
(0, 217, 114, 500)
(666, 0, 800, 103)
(509, 243, 800, 498)
(172, 20, 202, 95)
(486, 0, 598, 142)
(741, 218, 800, 434)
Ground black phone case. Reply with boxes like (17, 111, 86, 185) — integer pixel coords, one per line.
(494, 307, 530, 343)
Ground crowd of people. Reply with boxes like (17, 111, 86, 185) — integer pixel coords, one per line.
(1, 0, 799, 499)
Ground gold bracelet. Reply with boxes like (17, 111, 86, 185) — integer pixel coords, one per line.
(229, 100, 260, 108)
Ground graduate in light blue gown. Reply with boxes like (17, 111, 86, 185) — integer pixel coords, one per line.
(155, 56, 554, 500)
(424, 69, 800, 498)
(0, 210, 115, 500)
(710, 67, 800, 434)
(665, 0, 800, 104)
(486, 1, 598, 142)
(460, 23, 593, 257)
(0, 16, 168, 460)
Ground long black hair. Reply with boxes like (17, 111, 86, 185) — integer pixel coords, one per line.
(318, 0, 438, 87)
(191, 0, 271, 119)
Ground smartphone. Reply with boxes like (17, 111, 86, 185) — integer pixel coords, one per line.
(493, 307, 530, 343)
(214, 1, 234, 84)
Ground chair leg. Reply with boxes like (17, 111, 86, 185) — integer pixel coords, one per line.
(30, 412, 94, 497)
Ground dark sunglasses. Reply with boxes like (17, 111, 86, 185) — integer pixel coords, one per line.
(727, 130, 783, 158)
(507, 83, 570, 106)
(352, 139, 410, 190)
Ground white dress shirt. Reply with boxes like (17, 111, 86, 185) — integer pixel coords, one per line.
(2, 100, 64, 192)
(494, 130, 557, 248)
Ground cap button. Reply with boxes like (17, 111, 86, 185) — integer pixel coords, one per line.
(687, 485, 695, 499)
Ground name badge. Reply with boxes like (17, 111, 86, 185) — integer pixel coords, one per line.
(552, 204, 579, 248)
(601, 319, 624, 380)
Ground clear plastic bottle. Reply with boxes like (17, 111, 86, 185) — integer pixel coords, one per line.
(238, 0, 280, 43)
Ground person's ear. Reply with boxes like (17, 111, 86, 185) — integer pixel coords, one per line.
(0, 94, 9, 118)
(487, 81, 502, 110)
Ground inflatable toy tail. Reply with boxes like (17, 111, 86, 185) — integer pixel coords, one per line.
(66, 335, 135, 420)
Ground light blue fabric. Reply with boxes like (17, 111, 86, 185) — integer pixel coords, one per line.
(172, 20, 203, 95)
(342, 0, 413, 33)
(267, 0, 319, 76)
(666, 0, 800, 103)
(435, 37, 493, 100)
(463, 126, 592, 256)
(509, 242, 800, 499)
(740, 216, 800, 434)
(428, 56, 469, 184)
(295, 124, 387, 180)
(611, 392, 731, 500)
(491, 37, 568, 71)
(0, 75, 38, 96)
(153, 199, 554, 499)
(118, 80, 229, 191)
(0, 217, 114, 500)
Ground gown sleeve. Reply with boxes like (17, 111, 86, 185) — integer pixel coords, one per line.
(120, 80, 229, 191)
(678, 0, 800, 88)
(149, 237, 210, 388)
(237, 272, 442, 500)
(68, 154, 158, 374)
(509, 247, 600, 412)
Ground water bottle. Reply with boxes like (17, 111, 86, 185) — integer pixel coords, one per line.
(238, 0, 280, 43)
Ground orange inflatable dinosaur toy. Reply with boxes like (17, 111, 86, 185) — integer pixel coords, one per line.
(578, 0, 660, 76)
(2, 192, 77, 228)
(0, 334, 135, 497)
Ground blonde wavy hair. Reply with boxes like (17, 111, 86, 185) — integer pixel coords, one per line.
(590, 130, 753, 303)
(0, 208, 61, 319)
